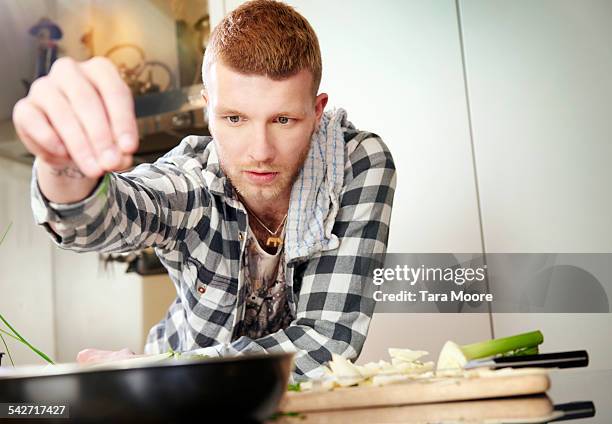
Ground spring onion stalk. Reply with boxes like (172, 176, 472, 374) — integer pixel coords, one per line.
(0, 313, 55, 365)
(0, 223, 17, 367)
(461, 330, 543, 360)
(287, 383, 301, 392)
(437, 330, 543, 372)
(0, 222, 12, 246)
(501, 345, 540, 357)
(0, 333, 14, 366)
(0, 223, 54, 366)
(0, 328, 21, 342)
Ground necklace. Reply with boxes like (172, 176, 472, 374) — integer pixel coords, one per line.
(243, 204, 288, 248)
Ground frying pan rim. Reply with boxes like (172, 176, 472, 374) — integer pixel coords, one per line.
(0, 350, 295, 381)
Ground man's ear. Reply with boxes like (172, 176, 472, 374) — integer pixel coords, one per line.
(201, 88, 209, 107)
(314, 93, 329, 122)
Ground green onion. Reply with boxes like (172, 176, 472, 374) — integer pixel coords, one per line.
(0, 328, 22, 342)
(0, 223, 16, 367)
(0, 222, 12, 246)
(437, 330, 544, 372)
(0, 223, 55, 366)
(268, 411, 303, 421)
(0, 313, 55, 365)
(501, 345, 540, 357)
(0, 333, 15, 366)
(461, 330, 543, 360)
(287, 382, 302, 392)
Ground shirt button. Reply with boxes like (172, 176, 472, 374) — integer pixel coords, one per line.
(198, 285, 206, 294)
(238, 232, 244, 241)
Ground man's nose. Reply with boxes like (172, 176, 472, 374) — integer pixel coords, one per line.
(248, 125, 276, 164)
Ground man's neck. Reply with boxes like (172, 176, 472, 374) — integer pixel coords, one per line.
(239, 193, 290, 255)
(240, 193, 290, 229)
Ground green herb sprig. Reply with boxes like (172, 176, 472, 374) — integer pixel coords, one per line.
(287, 382, 302, 392)
(0, 223, 55, 366)
(0, 313, 55, 365)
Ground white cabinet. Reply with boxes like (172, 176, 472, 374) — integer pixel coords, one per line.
(460, 0, 612, 368)
(52, 247, 176, 362)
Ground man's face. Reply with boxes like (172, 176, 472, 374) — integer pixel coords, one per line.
(203, 61, 328, 203)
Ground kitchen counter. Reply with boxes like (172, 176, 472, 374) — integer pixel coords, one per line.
(271, 368, 611, 423)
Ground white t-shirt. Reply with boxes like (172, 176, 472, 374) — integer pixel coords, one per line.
(233, 224, 293, 339)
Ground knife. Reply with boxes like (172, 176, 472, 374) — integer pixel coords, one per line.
(301, 350, 590, 387)
(464, 350, 589, 370)
(551, 401, 596, 422)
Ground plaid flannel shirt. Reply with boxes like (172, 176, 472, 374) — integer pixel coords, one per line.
(30, 127, 396, 381)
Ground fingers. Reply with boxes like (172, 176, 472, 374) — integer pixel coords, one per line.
(12, 99, 68, 166)
(76, 348, 96, 363)
(76, 348, 105, 363)
(117, 153, 134, 171)
(80, 57, 139, 155)
(27, 76, 103, 178)
(13, 56, 139, 178)
(48, 57, 121, 171)
(76, 347, 136, 364)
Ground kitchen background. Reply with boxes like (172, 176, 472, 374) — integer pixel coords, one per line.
(0, 0, 610, 369)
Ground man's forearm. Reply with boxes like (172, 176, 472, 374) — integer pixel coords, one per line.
(35, 159, 101, 204)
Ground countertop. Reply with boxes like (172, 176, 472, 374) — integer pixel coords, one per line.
(271, 368, 611, 423)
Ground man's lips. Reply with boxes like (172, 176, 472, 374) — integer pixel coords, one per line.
(243, 170, 279, 184)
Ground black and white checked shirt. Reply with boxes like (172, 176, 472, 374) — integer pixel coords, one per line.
(30, 126, 396, 381)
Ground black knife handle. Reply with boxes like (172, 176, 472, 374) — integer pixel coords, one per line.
(493, 350, 589, 369)
(550, 401, 596, 422)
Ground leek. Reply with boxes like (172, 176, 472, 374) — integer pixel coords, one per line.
(437, 330, 543, 372)
(461, 330, 543, 360)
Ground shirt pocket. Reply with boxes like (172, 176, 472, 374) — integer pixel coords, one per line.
(183, 258, 238, 309)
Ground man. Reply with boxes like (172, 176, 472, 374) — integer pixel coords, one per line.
(13, 0, 396, 381)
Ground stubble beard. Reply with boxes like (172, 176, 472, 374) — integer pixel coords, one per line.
(220, 140, 312, 204)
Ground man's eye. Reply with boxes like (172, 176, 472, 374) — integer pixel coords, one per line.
(275, 116, 293, 125)
(226, 116, 241, 124)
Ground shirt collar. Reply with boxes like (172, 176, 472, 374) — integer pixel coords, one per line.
(201, 139, 237, 200)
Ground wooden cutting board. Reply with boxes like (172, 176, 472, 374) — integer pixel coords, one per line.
(278, 368, 550, 413)
(272, 394, 558, 424)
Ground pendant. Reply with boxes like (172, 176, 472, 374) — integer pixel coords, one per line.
(266, 236, 283, 247)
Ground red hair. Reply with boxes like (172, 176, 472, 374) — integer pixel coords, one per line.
(202, 0, 322, 96)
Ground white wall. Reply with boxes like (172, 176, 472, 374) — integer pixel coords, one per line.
(52, 248, 145, 362)
(460, 0, 612, 370)
(0, 0, 55, 120)
(0, 157, 56, 366)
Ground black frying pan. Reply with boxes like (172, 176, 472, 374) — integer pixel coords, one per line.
(0, 351, 294, 423)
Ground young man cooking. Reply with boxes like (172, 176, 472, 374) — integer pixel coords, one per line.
(13, 0, 396, 381)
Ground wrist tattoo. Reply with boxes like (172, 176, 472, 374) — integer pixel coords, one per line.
(50, 166, 86, 179)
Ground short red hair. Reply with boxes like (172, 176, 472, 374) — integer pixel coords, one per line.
(202, 0, 322, 96)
